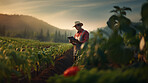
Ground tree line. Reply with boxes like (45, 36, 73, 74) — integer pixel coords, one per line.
(0, 26, 71, 43)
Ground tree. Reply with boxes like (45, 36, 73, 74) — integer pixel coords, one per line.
(141, 2, 148, 28)
(0, 25, 6, 36)
(37, 28, 44, 41)
(107, 6, 136, 36)
(58, 31, 61, 42)
(46, 29, 50, 41)
(23, 28, 27, 38)
(6, 32, 10, 37)
(64, 31, 67, 42)
(40, 28, 43, 37)
(54, 30, 58, 42)
(108, 6, 132, 30)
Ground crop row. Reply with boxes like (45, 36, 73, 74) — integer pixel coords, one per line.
(0, 36, 72, 82)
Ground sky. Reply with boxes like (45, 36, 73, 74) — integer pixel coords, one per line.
(0, 0, 147, 31)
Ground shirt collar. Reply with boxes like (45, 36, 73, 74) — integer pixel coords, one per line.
(77, 29, 84, 33)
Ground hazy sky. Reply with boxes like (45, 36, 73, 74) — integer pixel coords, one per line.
(0, 0, 147, 31)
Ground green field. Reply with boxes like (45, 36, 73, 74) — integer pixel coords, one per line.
(0, 36, 72, 82)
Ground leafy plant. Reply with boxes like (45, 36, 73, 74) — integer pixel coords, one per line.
(0, 36, 72, 82)
(47, 64, 148, 83)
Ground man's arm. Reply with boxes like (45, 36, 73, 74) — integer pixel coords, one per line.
(70, 31, 89, 44)
(69, 31, 89, 44)
(79, 31, 89, 43)
(69, 34, 77, 45)
(69, 39, 76, 45)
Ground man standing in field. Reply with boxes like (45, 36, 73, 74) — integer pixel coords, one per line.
(69, 21, 89, 61)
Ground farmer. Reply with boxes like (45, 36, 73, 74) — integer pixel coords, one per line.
(69, 21, 89, 61)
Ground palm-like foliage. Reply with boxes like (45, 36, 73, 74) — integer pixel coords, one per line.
(107, 6, 137, 37)
(141, 2, 148, 28)
(110, 6, 132, 16)
(107, 15, 132, 32)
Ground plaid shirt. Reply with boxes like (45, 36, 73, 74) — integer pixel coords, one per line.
(74, 29, 89, 43)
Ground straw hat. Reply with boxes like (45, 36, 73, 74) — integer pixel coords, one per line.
(73, 21, 83, 27)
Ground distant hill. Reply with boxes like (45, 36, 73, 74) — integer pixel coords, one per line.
(0, 14, 76, 42)
(0, 14, 75, 36)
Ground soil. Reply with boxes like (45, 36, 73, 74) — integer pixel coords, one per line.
(30, 48, 74, 83)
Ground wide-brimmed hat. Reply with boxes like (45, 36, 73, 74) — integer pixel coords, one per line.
(73, 21, 83, 27)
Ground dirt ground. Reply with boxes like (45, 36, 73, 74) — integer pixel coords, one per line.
(31, 48, 74, 83)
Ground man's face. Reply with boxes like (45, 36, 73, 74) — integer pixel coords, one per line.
(75, 24, 81, 31)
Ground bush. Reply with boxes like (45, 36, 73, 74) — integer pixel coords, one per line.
(47, 64, 148, 83)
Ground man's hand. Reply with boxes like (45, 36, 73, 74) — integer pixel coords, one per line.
(69, 39, 75, 43)
(69, 39, 72, 43)
(72, 39, 81, 44)
(69, 39, 79, 44)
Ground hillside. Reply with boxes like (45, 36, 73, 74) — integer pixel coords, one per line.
(0, 14, 75, 35)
